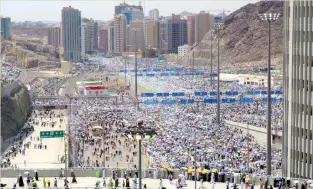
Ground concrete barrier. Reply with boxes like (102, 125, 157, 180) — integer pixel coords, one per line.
(225, 120, 282, 146)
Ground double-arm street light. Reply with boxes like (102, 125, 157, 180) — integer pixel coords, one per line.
(123, 120, 157, 189)
(258, 13, 281, 177)
(132, 28, 140, 111)
(213, 22, 224, 125)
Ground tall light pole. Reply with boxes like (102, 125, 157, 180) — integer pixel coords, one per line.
(210, 30, 213, 87)
(124, 45, 131, 84)
(258, 12, 281, 177)
(213, 22, 224, 125)
(132, 28, 140, 111)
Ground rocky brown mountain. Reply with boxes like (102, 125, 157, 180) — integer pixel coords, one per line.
(178, 1, 283, 71)
(1, 39, 59, 68)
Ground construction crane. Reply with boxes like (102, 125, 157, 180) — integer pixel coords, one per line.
(139, 0, 145, 16)
(207, 9, 231, 19)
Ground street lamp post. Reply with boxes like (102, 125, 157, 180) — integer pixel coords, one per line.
(123, 120, 157, 189)
(213, 23, 224, 125)
(124, 45, 131, 85)
(132, 28, 140, 111)
(258, 13, 280, 177)
(210, 30, 213, 87)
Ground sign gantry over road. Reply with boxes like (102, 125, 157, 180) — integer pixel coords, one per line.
(40, 130, 64, 138)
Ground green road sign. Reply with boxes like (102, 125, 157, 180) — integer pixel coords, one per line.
(40, 130, 64, 138)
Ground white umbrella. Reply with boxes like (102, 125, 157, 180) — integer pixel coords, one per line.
(178, 174, 184, 177)
(24, 171, 29, 175)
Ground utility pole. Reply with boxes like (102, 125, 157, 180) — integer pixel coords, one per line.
(132, 28, 140, 111)
(214, 23, 224, 124)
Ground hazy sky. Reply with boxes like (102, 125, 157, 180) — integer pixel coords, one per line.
(1, 0, 260, 22)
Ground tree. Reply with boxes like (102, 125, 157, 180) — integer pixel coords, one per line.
(143, 48, 157, 58)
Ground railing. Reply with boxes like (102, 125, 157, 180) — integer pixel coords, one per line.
(0, 188, 158, 189)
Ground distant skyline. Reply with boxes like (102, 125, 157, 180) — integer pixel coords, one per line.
(1, 0, 260, 22)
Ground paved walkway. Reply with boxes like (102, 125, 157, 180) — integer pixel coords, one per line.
(10, 109, 68, 169)
(1, 177, 255, 189)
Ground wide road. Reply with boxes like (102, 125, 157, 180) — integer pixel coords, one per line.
(1, 177, 266, 189)
(10, 109, 68, 169)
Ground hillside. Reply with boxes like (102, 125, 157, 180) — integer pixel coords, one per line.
(178, 1, 283, 71)
(1, 39, 59, 69)
(1, 83, 32, 141)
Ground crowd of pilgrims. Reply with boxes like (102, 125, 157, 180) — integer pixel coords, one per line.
(1, 57, 283, 176)
(68, 98, 146, 169)
(30, 94, 282, 176)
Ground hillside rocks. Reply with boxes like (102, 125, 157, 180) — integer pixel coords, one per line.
(1, 84, 32, 140)
(178, 1, 283, 69)
(1, 40, 59, 69)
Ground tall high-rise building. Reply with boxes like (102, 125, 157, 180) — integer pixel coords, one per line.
(81, 23, 87, 62)
(187, 16, 195, 46)
(195, 11, 214, 44)
(126, 25, 130, 50)
(114, 14, 127, 54)
(149, 9, 159, 20)
(128, 19, 144, 52)
(107, 21, 115, 55)
(121, 8, 144, 25)
(83, 19, 98, 53)
(115, 2, 143, 15)
(47, 27, 61, 47)
(1, 17, 12, 40)
(167, 14, 187, 53)
(99, 28, 108, 53)
(158, 19, 168, 53)
(61, 6, 82, 62)
(283, 0, 313, 179)
(93, 22, 98, 50)
(143, 19, 159, 49)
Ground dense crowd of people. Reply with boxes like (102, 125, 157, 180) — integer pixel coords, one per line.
(1, 56, 284, 178)
(2, 65, 21, 85)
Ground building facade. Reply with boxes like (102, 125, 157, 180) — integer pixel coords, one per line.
(128, 20, 144, 52)
(115, 2, 143, 15)
(121, 8, 144, 25)
(187, 16, 195, 46)
(99, 28, 108, 53)
(114, 14, 127, 54)
(1, 17, 11, 40)
(143, 19, 159, 49)
(167, 14, 187, 53)
(195, 11, 214, 44)
(178, 44, 189, 57)
(149, 9, 159, 21)
(93, 22, 98, 50)
(61, 6, 82, 62)
(158, 19, 168, 53)
(47, 27, 61, 47)
(283, 0, 313, 179)
(81, 23, 87, 62)
(107, 22, 115, 55)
